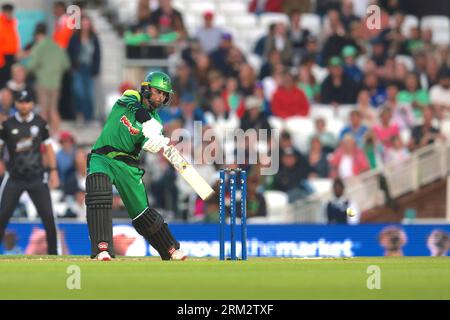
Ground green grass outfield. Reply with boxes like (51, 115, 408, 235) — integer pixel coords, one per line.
(0, 256, 449, 300)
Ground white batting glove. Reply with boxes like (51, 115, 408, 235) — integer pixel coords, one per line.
(142, 118, 163, 138)
(143, 134, 169, 154)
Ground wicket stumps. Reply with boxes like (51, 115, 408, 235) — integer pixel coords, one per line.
(219, 168, 247, 260)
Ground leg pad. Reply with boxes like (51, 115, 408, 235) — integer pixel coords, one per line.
(132, 208, 179, 260)
(86, 173, 115, 258)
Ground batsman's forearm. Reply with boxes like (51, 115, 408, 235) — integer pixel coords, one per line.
(45, 144, 57, 169)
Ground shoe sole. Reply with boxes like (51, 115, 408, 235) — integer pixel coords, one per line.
(172, 256, 187, 261)
(98, 257, 111, 261)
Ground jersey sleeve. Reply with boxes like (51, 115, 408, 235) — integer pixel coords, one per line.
(135, 107, 152, 124)
(41, 122, 52, 144)
(117, 90, 142, 110)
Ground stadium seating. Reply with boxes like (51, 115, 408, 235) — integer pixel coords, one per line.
(301, 13, 322, 35)
(185, 0, 217, 16)
(217, 2, 248, 17)
(113, 0, 138, 26)
(184, 14, 199, 35)
(262, 190, 292, 223)
(421, 15, 450, 45)
(172, 0, 185, 11)
(246, 53, 263, 73)
(228, 14, 259, 30)
(213, 14, 228, 27)
(338, 104, 356, 122)
(310, 104, 336, 120)
(285, 116, 315, 153)
(260, 12, 290, 29)
(396, 55, 415, 71)
(267, 116, 285, 131)
(400, 14, 419, 37)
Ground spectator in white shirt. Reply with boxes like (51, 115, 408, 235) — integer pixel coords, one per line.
(195, 11, 224, 54)
(384, 135, 410, 165)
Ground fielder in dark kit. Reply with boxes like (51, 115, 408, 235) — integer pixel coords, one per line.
(0, 90, 59, 254)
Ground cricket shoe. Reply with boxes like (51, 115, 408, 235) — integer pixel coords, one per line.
(96, 251, 112, 261)
(170, 249, 187, 261)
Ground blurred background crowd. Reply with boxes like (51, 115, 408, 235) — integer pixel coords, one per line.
(1, 0, 450, 225)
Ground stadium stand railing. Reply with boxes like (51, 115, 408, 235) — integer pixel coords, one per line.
(281, 141, 450, 224)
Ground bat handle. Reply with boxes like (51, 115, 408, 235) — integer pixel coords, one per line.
(161, 138, 170, 152)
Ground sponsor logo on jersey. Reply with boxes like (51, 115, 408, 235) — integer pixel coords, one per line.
(120, 116, 140, 135)
(30, 125, 39, 137)
(16, 137, 33, 152)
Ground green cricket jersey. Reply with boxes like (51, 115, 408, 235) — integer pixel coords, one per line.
(92, 89, 162, 164)
(89, 89, 164, 218)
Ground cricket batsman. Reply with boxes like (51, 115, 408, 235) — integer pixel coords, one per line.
(86, 71, 186, 261)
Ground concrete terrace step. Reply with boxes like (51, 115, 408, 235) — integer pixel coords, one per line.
(58, 121, 103, 147)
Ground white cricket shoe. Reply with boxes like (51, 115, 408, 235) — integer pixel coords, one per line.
(96, 251, 112, 261)
(170, 249, 187, 261)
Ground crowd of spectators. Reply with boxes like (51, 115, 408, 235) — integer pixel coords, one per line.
(1, 0, 450, 223)
(0, 2, 103, 219)
(0, 2, 100, 131)
(125, 0, 450, 222)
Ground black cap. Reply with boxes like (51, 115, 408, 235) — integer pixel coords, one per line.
(15, 90, 34, 103)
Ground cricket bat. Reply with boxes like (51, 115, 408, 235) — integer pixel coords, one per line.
(162, 145, 215, 200)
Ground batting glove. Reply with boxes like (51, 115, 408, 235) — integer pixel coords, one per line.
(142, 118, 163, 138)
(143, 134, 170, 154)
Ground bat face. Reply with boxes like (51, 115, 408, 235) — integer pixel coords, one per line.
(163, 145, 215, 200)
(163, 145, 189, 172)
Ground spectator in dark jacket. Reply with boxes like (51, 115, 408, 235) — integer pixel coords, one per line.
(320, 56, 359, 105)
(259, 49, 282, 80)
(287, 10, 311, 65)
(340, 0, 359, 33)
(370, 36, 388, 67)
(308, 136, 329, 178)
(172, 61, 198, 98)
(254, 23, 276, 58)
(263, 22, 294, 66)
(210, 33, 234, 76)
(240, 96, 272, 136)
(321, 9, 347, 66)
(409, 107, 446, 150)
(274, 147, 315, 202)
(67, 15, 100, 122)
